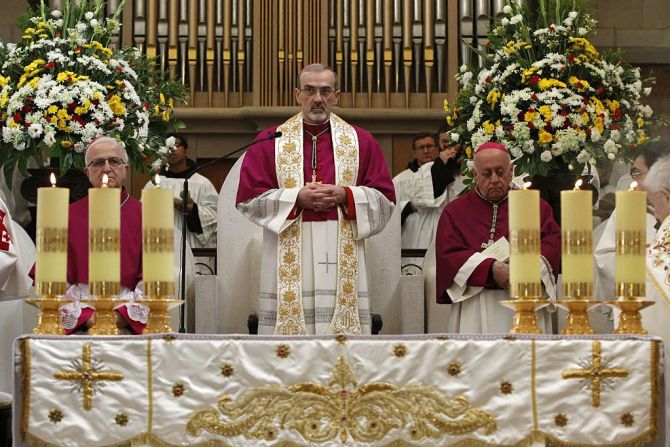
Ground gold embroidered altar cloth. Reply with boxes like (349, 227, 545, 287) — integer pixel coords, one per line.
(13, 334, 663, 446)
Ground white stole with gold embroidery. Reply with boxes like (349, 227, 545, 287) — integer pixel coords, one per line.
(274, 113, 362, 335)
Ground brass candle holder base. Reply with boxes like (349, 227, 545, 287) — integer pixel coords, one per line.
(608, 299, 655, 335)
(25, 298, 66, 335)
(82, 297, 125, 336)
(557, 300, 599, 335)
(144, 298, 183, 334)
(500, 299, 544, 334)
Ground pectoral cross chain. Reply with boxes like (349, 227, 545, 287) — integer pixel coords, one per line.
(481, 202, 499, 249)
(304, 126, 329, 184)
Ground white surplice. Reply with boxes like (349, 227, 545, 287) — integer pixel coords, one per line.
(0, 198, 30, 301)
(643, 214, 670, 436)
(144, 174, 218, 250)
(594, 208, 657, 301)
(237, 186, 394, 335)
(446, 252, 557, 333)
(393, 162, 466, 269)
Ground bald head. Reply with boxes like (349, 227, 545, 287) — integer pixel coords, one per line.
(473, 148, 513, 202)
(84, 137, 129, 188)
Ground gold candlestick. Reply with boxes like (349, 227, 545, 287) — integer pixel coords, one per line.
(143, 298, 183, 334)
(559, 180, 597, 335)
(26, 298, 65, 335)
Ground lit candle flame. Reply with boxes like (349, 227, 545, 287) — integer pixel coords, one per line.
(154, 174, 161, 187)
(573, 179, 583, 190)
(629, 180, 638, 191)
(50, 172, 56, 187)
(523, 181, 532, 190)
(102, 173, 109, 188)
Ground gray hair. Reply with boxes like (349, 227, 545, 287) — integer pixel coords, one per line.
(297, 64, 339, 90)
(84, 137, 128, 165)
(643, 154, 670, 193)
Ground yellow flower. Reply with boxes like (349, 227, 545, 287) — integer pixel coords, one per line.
(637, 117, 645, 128)
(154, 104, 160, 116)
(487, 89, 501, 108)
(56, 109, 71, 120)
(443, 99, 449, 113)
(162, 111, 169, 121)
(538, 130, 553, 144)
(108, 95, 126, 116)
(524, 110, 537, 122)
(447, 116, 454, 126)
(0, 93, 8, 108)
(47, 105, 58, 114)
(538, 105, 552, 122)
(569, 76, 590, 91)
(159, 93, 166, 105)
(168, 98, 174, 108)
(637, 131, 648, 145)
(594, 118, 604, 134)
(605, 99, 620, 113)
(521, 66, 539, 84)
(581, 112, 589, 124)
(538, 78, 567, 90)
(465, 146, 472, 157)
(0, 76, 9, 88)
(483, 120, 495, 134)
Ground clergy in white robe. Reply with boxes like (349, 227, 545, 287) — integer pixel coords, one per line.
(144, 134, 218, 274)
(638, 154, 670, 432)
(393, 132, 465, 270)
(594, 143, 669, 301)
(435, 142, 561, 333)
(236, 64, 395, 335)
(0, 197, 30, 301)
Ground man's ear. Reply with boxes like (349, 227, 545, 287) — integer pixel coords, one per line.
(509, 162, 515, 176)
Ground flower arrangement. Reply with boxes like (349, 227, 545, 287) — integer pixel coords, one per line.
(0, 0, 187, 183)
(443, 0, 661, 177)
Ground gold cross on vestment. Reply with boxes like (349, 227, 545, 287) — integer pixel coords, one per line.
(53, 343, 124, 411)
(561, 340, 629, 407)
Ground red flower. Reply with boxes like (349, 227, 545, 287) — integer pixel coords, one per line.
(22, 105, 32, 113)
(527, 122, 534, 129)
(611, 124, 620, 130)
(613, 109, 622, 120)
(531, 93, 538, 101)
(529, 75, 540, 84)
(12, 113, 22, 123)
(485, 76, 492, 84)
(567, 53, 575, 63)
(549, 25, 555, 31)
(597, 86, 605, 95)
(45, 62, 55, 69)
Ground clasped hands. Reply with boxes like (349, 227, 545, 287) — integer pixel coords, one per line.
(491, 260, 510, 290)
(296, 183, 346, 212)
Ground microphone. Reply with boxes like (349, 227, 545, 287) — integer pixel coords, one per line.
(177, 130, 282, 333)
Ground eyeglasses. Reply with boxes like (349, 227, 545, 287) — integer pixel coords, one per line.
(298, 86, 335, 98)
(87, 157, 126, 168)
(630, 168, 647, 179)
(415, 144, 437, 151)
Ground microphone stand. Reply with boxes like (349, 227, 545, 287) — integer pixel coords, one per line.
(177, 130, 282, 333)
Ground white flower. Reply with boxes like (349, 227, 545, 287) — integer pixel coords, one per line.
(151, 158, 165, 172)
(460, 64, 468, 73)
(576, 149, 590, 163)
(563, 18, 573, 27)
(466, 160, 475, 171)
(501, 17, 509, 26)
(158, 145, 168, 155)
(84, 11, 94, 20)
(450, 132, 460, 143)
(608, 152, 616, 160)
(540, 151, 553, 162)
(51, 10, 62, 18)
(166, 136, 176, 147)
(578, 27, 588, 36)
(568, 11, 578, 20)
(643, 87, 652, 96)
(90, 19, 98, 27)
(75, 22, 87, 32)
(590, 127, 601, 142)
(509, 145, 523, 158)
(510, 14, 523, 25)
(610, 129, 621, 142)
(43, 131, 56, 147)
(503, 5, 512, 14)
(27, 123, 43, 138)
(604, 139, 617, 154)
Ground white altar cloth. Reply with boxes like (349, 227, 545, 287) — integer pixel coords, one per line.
(13, 334, 664, 447)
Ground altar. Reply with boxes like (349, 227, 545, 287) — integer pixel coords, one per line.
(12, 333, 664, 446)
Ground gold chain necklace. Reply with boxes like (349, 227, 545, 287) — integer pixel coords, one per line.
(304, 126, 329, 183)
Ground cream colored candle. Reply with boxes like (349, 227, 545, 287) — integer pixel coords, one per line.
(35, 173, 69, 296)
(509, 186, 541, 298)
(141, 176, 175, 296)
(88, 175, 121, 295)
(560, 182, 593, 297)
(615, 185, 647, 298)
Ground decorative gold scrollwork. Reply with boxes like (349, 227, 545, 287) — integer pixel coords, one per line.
(187, 356, 497, 443)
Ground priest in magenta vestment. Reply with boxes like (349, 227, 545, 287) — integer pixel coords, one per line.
(435, 142, 561, 333)
(236, 64, 395, 335)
